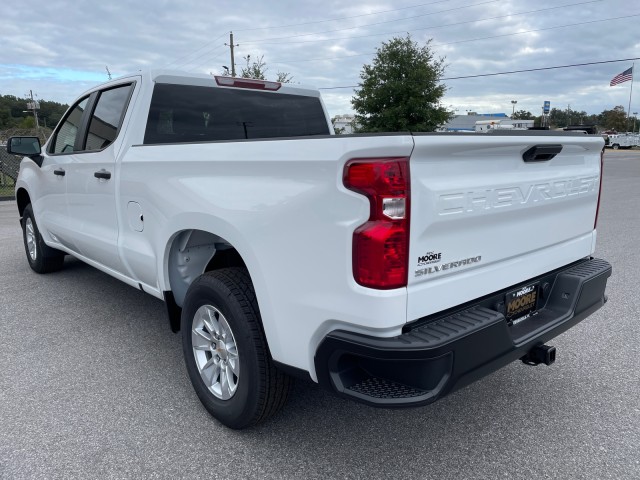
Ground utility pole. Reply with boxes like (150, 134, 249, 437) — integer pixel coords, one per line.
(627, 62, 635, 132)
(225, 31, 239, 77)
(28, 90, 39, 131)
(566, 104, 571, 126)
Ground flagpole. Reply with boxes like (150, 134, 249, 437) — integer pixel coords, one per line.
(627, 62, 634, 132)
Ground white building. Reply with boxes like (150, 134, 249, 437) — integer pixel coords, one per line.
(441, 113, 534, 132)
(331, 114, 356, 134)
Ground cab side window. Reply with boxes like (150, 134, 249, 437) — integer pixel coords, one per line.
(50, 97, 89, 154)
(85, 84, 133, 151)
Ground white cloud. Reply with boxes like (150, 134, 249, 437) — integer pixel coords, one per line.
(516, 46, 554, 56)
(0, 0, 636, 119)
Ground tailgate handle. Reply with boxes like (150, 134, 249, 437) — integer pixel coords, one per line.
(522, 144, 563, 162)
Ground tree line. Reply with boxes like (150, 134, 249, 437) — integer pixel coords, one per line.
(0, 95, 68, 130)
(512, 105, 635, 132)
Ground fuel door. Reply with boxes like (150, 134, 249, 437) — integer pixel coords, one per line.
(127, 201, 144, 232)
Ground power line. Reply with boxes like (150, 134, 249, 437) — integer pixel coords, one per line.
(443, 58, 640, 80)
(434, 13, 640, 48)
(171, 44, 228, 70)
(188, 53, 229, 73)
(242, 0, 501, 44)
(163, 1, 454, 69)
(233, 0, 451, 32)
(165, 32, 228, 69)
(244, 0, 603, 46)
(165, 1, 454, 70)
(271, 13, 640, 66)
(161, 0, 606, 74)
(161, 0, 604, 75)
(317, 57, 640, 90)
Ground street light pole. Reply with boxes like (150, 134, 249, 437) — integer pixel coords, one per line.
(511, 100, 517, 117)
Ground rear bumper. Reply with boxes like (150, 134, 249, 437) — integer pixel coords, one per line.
(314, 257, 611, 407)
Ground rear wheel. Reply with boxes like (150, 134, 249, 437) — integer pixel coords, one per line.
(612, 143, 619, 150)
(21, 204, 65, 273)
(181, 267, 291, 429)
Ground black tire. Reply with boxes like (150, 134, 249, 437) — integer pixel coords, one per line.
(21, 204, 65, 273)
(181, 267, 292, 429)
(612, 144, 619, 150)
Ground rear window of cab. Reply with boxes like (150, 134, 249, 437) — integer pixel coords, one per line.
(144, 83, 330, 144)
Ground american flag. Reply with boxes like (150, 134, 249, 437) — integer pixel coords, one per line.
(610, 67, 633, 86)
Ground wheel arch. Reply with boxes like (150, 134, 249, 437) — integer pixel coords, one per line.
(163, 228, 251, 332)
(16, 188, 31, 218)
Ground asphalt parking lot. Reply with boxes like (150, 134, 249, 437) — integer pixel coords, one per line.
(1, 150, 639, 479)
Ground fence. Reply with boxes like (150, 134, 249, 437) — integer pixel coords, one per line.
(0, 150, 19, 199)
(0, 129, 50, 200)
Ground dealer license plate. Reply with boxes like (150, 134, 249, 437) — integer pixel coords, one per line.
(505, 282, 539, 324)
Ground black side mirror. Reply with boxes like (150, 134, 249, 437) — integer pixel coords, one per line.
(6, 136, 43, 167)
(7, 136, 41, 156)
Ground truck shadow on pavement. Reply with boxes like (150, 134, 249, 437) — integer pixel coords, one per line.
(4, 241, 615, 478)
(51, 257, 584, 473)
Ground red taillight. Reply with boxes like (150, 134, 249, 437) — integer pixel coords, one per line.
(594, 148, 604, 229)
(344, 158, 410, 289)
(214, 75, 281, 91)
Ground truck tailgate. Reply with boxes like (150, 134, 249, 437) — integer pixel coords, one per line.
(407, 132, 604, 321)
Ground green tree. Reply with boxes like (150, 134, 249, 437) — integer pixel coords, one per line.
(19, 116, 35, 129)
(547, 107, 596, 128)
(38, 99, 69, 128)
(511, 110, 534, 120)
(0, 108, 11, 128)
(240, 54, 266, 80)
(0, 95, 68, 130)
(351, 35, 451, 132)
(331, 116, 346, 135)
(576, 113, 598, 126)
(275, 71, 294, 83)
(238, 55, 293, 83)
(599, 106, 627, 132)
(548, 107, 570, 127)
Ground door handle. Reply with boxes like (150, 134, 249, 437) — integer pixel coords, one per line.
(94, 169, 112, 180)
(53, 168, 65, 176)
(522, 144, 563, 162)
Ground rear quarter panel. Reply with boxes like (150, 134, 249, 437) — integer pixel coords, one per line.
(119, 134, 414, 378)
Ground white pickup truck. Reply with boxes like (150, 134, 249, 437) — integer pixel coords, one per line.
(8, 71, 611, 429)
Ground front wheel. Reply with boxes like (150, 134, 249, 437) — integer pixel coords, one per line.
(181, 267, 291, 429)
(21, 204, 65, 273)
(612, 143, 619, 150)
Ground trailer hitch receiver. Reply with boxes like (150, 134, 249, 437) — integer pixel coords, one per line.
(521, 344, 556, 366)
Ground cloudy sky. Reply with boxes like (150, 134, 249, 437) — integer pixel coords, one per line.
(1, 0, 638, 118)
